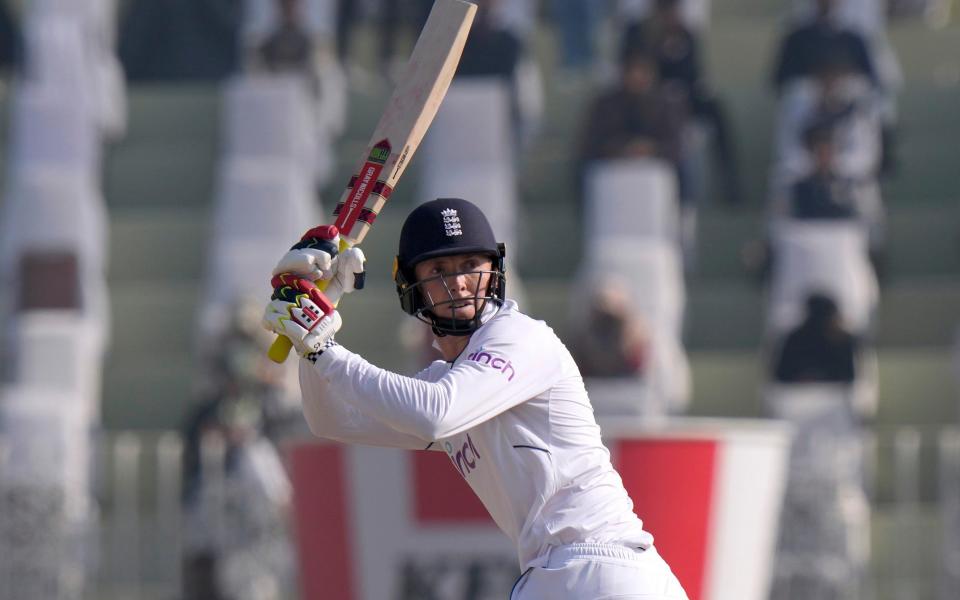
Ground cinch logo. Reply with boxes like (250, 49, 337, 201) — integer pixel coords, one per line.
(445, 433, 482, 477)
(466, 350, 516, 381)
(441, 208, 462, 237)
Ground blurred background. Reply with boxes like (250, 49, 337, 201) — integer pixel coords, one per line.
(0, 0, 958, 599)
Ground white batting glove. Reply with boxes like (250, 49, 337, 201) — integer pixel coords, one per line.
(324, 245, 366, 304)
(263, 274, 343, 358)
(272, 225, 366, 304)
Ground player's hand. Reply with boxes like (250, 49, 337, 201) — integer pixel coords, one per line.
(271, 225, 366, 304)
(262, 273, 342, 358)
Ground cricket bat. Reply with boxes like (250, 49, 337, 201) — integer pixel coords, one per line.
(269, 0, 477, 363)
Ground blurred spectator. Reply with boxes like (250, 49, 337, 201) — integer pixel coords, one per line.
(772, 293, 859, 384)
(779, 123, 887, 274)
(182, 303, 295, 599)
(771, 0, 878, 94)
(576, 48, 688, 202)
(335, 0, 360, 63)
(181, 396, 293, 600)
(120, 0, 242, 81)
(551, 0, 602, 71)
(455, 0, 523, 81)
(256, 0, 314, 77)
(621, 0, 741, 205)
(0, 1, 19, 71)
(787, 125, 859, 220)
(572, 283, 651, 379)
(379, 0, 433, 76)
(776, 53, 883, 185)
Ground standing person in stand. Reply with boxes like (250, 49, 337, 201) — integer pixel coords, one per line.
(261, 198, 688, 598)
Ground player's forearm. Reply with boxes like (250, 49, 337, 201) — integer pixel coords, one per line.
(298, 358, 434, 448)
(312, 346, 455, 440)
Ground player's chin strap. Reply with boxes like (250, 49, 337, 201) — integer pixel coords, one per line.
(427, 298, 501, 337)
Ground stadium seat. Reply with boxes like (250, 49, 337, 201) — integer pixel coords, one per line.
(584, 158, 680, 245)
(7, 311, 106, 423)
(223, 75, 326, 184)
(9, 84, 100, 175)
(767, 221, 878, 336)
(422, 78, 515, 169)
(210, 158, 318, 244)
(202, 159, 320, 336)
(0, 167, 108, 280)
(22, 14, 91, 93)
(24, 7, 126, 139)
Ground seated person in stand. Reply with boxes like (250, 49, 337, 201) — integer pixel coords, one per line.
(621, 0, 741, 204)
(771, 0, 879, 94)
(777, 53, 882, 183)
(257, 0, 314, 78)
(772, 293, 859, 384)
(576, 48, 688, 203)
(787, 125, 861, 220)
(572, 282, 651, 379)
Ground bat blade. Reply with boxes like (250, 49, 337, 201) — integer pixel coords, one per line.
(268, 0, 477, 363)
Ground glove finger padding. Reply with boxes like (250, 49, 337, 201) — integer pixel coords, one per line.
(264, 274, 343, 356)
(271, 225, 341, 280)
(323, 246, 366, 304)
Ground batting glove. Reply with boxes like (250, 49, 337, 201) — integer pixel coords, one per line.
(272, 225, 366, 304)
(262, 273, 342, 359)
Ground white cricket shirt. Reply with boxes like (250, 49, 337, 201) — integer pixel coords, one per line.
(299, 300, 653, 569)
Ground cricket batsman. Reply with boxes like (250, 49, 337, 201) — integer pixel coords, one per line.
(263, 198, 689, 598)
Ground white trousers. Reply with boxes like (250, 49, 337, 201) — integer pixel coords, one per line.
(511, 543, 689, 600)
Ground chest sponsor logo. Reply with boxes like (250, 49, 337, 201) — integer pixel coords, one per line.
(465, 350, 516, 381)
(445, 433, 482, 477)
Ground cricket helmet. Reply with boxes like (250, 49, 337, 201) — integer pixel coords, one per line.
(394, 198, 506, 336)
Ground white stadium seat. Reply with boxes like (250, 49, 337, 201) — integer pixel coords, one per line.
(422, 78, 515, 169)
(8, 311, 105, 423)
(211, 159, 318, 244)
(22, 15, 91, 92)
(585, 158, 680, 245)
(9, 84, 100, 175)
(223, 75, 323, 183)
(767, 221, 878, 336)
(202, 160, 320, 336)
(0, 168, 108, 280)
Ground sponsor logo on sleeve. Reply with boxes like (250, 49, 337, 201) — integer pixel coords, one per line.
(445, 433, 483, 477)
(465, 349, 516, 381)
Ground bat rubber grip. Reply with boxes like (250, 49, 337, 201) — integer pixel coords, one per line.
(267, 335, 295, 363)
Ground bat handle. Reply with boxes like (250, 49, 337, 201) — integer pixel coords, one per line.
(267, 238, 350, 364)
